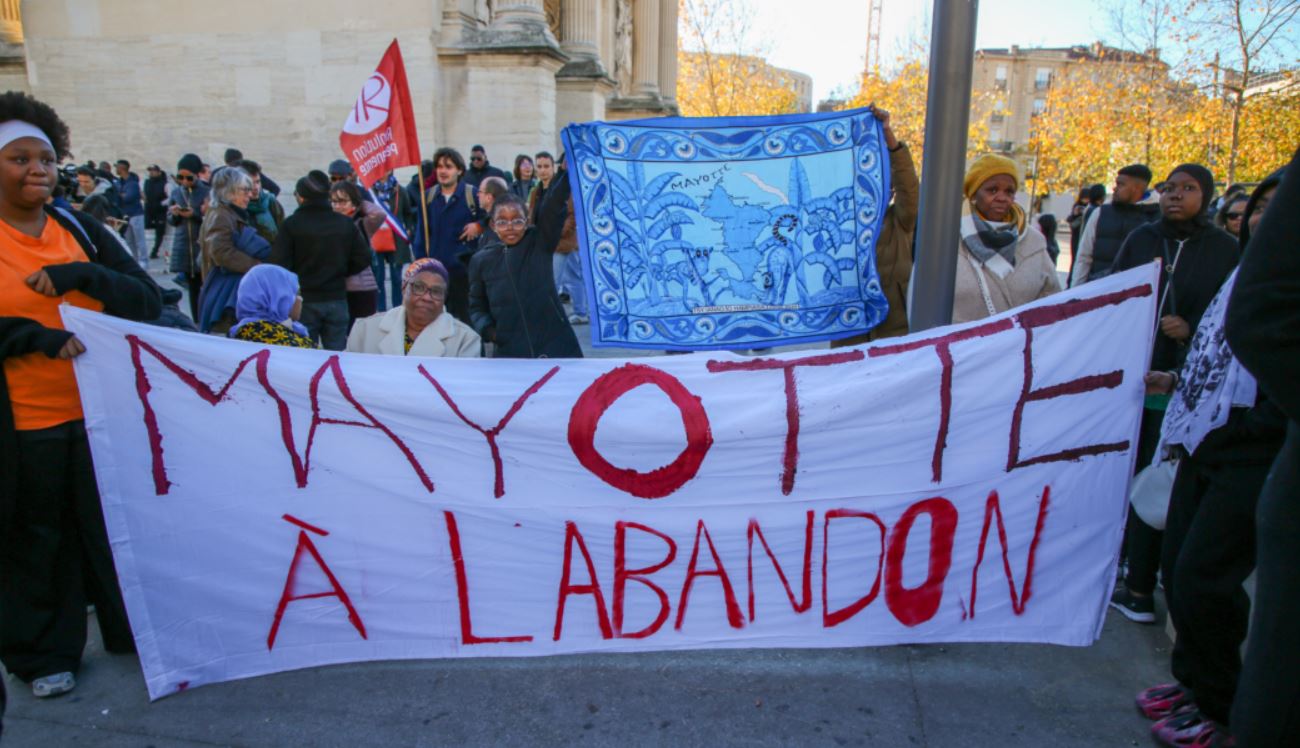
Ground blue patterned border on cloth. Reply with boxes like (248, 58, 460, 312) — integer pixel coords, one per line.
(560, 107, 891, 350)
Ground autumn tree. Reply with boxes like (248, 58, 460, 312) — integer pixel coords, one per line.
(676, 0, 801, 117)
(837, 54, 994, 168)
(1188, 0, 1300, 183)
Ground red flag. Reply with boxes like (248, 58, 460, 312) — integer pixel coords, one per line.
(339, 40, 421, 188)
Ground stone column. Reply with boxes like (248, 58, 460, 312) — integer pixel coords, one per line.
(559, 0, 601, 64)
(555, 0, 614, 136)
(632, 0, 660, 97)
(656, 0, 677, 105)
(0, 0, 21, 45)
(492, 0, 558, 41)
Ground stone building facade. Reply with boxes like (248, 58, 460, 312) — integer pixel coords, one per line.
(973, 42, 1162, 154)
(4, 0, 678, 180)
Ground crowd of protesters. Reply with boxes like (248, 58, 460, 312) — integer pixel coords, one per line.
(0, 88, 1297, 747)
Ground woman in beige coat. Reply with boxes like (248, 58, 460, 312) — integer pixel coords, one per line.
(346, 258, 481, 357)
(952, 154, 1061, 324)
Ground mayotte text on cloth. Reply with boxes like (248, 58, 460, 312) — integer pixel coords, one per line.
(561, 108, 891, 351)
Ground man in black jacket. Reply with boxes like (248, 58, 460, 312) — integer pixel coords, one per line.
(269, 170, 371, 350)
(1070, 164, 1161, 285)
(1225, 148, 1299, 748)
(463, 145, 512, 190)
(142, 164, 168, 259)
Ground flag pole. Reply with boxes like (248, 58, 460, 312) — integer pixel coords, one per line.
(417, 161, 431, 256)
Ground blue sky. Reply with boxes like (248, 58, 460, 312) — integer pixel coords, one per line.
(752, 1, 1118, 103)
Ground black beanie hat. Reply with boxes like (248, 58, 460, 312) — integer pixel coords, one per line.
(295, 170, 331, 201)
(1167, 164, 1216, 216)
(1118, 163, 1152, 183)
(177, 153, 203, 174)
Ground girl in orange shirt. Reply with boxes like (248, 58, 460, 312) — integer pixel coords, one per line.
(0, 92, 161, 698)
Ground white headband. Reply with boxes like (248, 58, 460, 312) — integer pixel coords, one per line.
(0, 120, 54, 151)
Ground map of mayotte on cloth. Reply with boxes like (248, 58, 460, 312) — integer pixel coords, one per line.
(561, 107, 891, 350)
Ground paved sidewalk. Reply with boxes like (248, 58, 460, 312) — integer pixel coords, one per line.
(3, 608, 1171, 747)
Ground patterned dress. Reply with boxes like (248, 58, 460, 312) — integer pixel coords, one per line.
(231, 320, 316, 349)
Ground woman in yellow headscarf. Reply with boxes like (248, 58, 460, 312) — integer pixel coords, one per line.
(951, 154, 1061, 323)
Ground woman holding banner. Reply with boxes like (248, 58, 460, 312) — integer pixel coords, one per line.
(0, 91, 161, 698)
(951, 154, 1061, 324)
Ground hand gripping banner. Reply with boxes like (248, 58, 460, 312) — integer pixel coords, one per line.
(561, 107, 891, 350)
(65, 265, 1158, 700)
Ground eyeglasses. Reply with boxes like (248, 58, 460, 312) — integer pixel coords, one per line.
(407, 281, 447, 299)
(493, 218, 527, 229)
(471, 156, 485, 162)
(1225, 212, 1243, 220)
(176, 174, 195, 182)
(330, 175, 348, 182)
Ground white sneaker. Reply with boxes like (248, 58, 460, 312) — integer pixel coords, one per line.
(568, 314, 589, 325)
(32, 671, 76, 698)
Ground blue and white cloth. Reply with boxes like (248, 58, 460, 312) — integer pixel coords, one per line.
(561, 107, 891, 350)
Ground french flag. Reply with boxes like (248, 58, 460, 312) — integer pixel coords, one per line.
(365, 186, 410, 242)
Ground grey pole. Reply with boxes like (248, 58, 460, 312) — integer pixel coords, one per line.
(908, 0, 979, 332)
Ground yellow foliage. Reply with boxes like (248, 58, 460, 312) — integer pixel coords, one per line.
(676, 51, 801, 117)
(838, 60, 993, 168)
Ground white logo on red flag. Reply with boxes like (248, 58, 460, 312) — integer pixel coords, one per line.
(338, 40, 422, 187)
(343, 74, 392, 135)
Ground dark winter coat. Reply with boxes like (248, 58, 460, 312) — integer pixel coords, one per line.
(468, 172, 582, 359)
(167, 183, 210, 276)
(269, 198, 371, 303)
(1113, 218, 1239, 373)
(1086, 199, 1161, 280)
(143, 174, 169, 227)
(1227, 156, 1297, 421)
(464, 162, 512, 190)
(412, 181, 480, 278)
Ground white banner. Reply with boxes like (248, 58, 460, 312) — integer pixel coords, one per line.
(65, 266, 1158, 700)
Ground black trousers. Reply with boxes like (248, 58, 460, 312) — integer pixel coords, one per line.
(1232, 424, 1300, 745)
(1161, 454, 1271, 725)
(1124, 407, 1166, 594)
(0, 422, 134, 681)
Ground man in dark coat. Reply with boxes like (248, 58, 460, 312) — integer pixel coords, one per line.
(1070, 163, 1161, 285)
(142, 164, 168, 259)
(411, 147, 482, 323)
(269, 170, 371, 350)
(463, 144, 512, 190)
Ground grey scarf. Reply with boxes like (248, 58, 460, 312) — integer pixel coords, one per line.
(962, 213, 1020, 267)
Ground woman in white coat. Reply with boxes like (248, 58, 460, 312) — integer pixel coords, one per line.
(346, 258, 481, 357)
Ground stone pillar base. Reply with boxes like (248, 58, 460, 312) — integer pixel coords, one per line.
(556, 68, 616, 136)
(438, 41, 568, 159)
(605, 94, 679, 121)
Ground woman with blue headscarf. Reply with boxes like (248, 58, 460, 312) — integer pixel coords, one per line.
(229, 264, 314, 348)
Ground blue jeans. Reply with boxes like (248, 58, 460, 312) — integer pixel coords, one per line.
(553, 252, 587, 316)
(299, 300, 350, 351)
(372, 253, 403, 311)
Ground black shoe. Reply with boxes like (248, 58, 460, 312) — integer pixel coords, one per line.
(1110, 585, 1156, 624)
